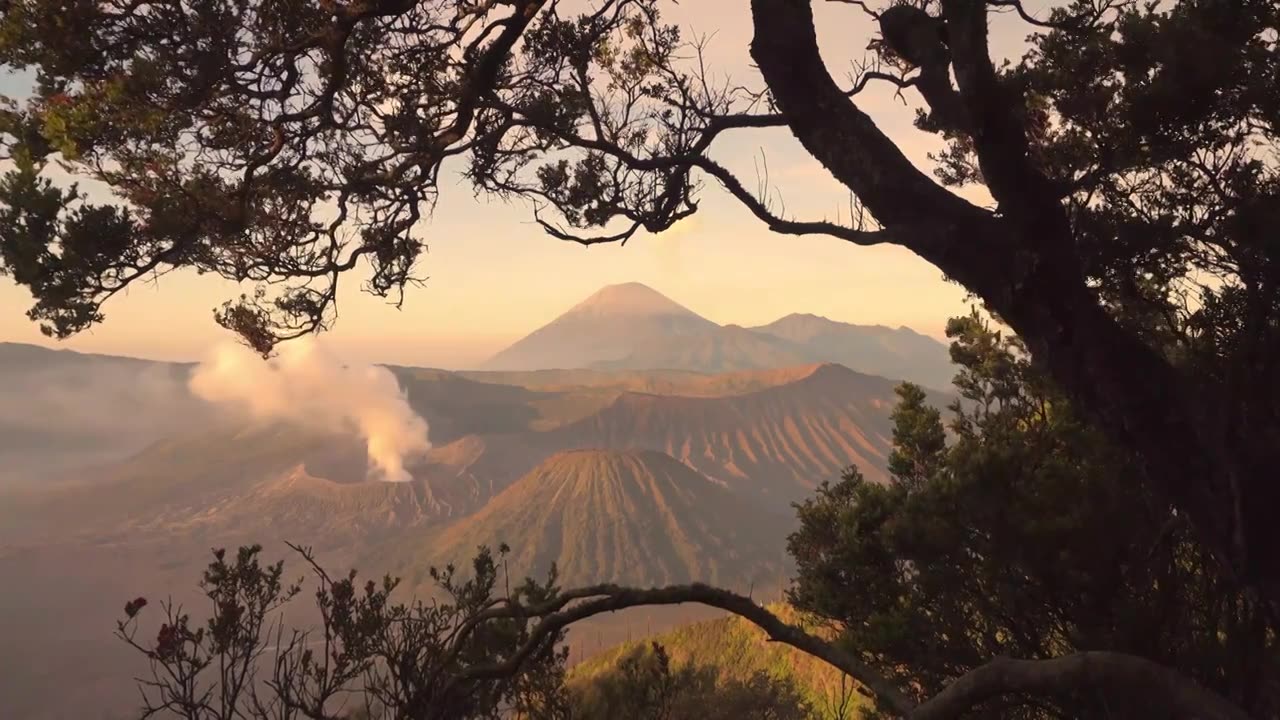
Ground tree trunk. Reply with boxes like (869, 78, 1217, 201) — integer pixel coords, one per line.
(747, 0, 1280, 617)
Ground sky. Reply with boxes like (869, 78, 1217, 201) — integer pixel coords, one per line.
(0, 1, 1045, 368)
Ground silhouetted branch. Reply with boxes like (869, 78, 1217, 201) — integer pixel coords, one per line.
(444, 582, 1252, 720)
(987, 0, 1128, 32)
(912, 652, 1254, 720)
(828, 0, 881, 20)
(452, 583, 917, 717)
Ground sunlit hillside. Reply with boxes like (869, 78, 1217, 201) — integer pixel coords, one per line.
(569, 604, 868, 719)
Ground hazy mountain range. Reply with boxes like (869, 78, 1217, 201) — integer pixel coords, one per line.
(383, 449, 793, 593)
(482, 282, 954, 390)
(0, 283, 956, 719)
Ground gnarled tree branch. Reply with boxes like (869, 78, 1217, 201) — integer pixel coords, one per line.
(451, 582, 1251, 720)
(750, 0, 1280, 621)
(913, 652, 1254, 720)
(452, 582, 916, 717)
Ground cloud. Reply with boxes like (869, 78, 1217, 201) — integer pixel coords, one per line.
(189, 338, 430, 482)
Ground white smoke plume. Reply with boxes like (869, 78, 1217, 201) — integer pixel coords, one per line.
(189, 338, 430, 482)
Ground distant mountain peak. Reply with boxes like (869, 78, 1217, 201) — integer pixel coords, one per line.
(480, 283, 953, 388)
(778, 312, 831, 322)
(480, 283, 715, 371)
(764, 312, 882, 332)
(566, 282, 701, 318)
(798, 360, 850, 378)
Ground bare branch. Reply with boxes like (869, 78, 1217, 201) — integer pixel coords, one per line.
(828, 0, 882, 20)
(493, 98, 929, 247)
(453, 582, 917, 717)
(846, 70, 919, 98)
(694, 155, 934, 247)
(749, 0, 986, 230)
(987, 0, 1128, 32)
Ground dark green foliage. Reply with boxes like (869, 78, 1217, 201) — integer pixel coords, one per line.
(884, 384, 945, 489)
(2, 0, 1273, 375)
(1, 0, 1276, 713)
(3, 0, 1279, 605)
(570, 641, 811, 720)
(118, 543, 819, 719)
(116, 544, 572, 720)
(569, 604, 864, 719)
(788, 313, 1279, 718)
(1004, 0, 1280, 379)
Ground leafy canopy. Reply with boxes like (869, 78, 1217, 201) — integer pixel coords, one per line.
(788, 314, 1279, 718)
(5, 0, 1280, 649)
(3, 0, 1272, 363)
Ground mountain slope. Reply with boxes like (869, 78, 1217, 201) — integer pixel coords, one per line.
(751, 313, 954, 390)
(0, 421, 568, 547)
(482, 283, 718, 370)
(568, 604, 864, 715)
(0, 342, 208, 488)
(0, 341, 177, 372)
(546, 363, 936, 505)
(458, 365, 821, 397)
(387, 449, 791, 591)
(591, 324, 811, 373)
(478, 283, 955, 387)
(158, 465, 453, 549)
(0, 423, 371, 543)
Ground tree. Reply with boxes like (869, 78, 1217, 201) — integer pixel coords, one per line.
(121, 541, 815, 720)
(2, 0, 1275, 612)
(120, 496, 1265, 720)
(115, 543, 573, 719)
(788, 312, 1279, 718)
(4, 0, 1278, 712)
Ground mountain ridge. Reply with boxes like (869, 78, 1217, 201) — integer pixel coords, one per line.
(750, 312, 954, 389)
(1, 303, 956, 720)
(481, 283, 953, 388)
(543, 362, 935, 504)
(384, 448, 792, 592)
(481, 283, 718, 372)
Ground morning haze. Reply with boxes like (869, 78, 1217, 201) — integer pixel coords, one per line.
(0, 0, 1017, 366)
(2, 0, 1275, 719)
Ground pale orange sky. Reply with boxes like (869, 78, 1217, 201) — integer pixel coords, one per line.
(0, 1, 1048, 368)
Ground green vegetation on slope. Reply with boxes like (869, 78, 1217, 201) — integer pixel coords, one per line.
(569, 605, 866, 719)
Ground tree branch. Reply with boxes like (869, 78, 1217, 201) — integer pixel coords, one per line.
(988, 0, 1122, 32)
(912, 652, 1254, 720)
(747, 0, 994, 265)
(845, 70, 918, 98)
(828, 0, 881, 20)
(496, 104, 924, 247)
(452, 583, 917, 717)
(693, 155, 940, 247)
(449, 582, 1251, 720)
(873, 5, 966, 132)
(940, 0, 1056, 207)
(750, 0, 1280, 631)
(429, 0, 547, 149)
